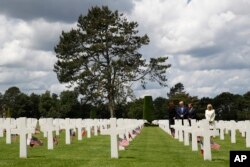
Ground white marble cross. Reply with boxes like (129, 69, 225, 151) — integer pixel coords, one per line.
(117, 119, 131, 145)
(63, 118, 75, 144)
(3, 118, 16, 144)
(188, 120, 200, 151)
(183, 120, 191, 146)
(237, 121, 246, 137)
(11, 117, 35, 158)
(94, 119, 99, 136)
(196, 120, 219, 161)
(175, 120, 184, 142)
(110, 118, 119, 158)
(170, 120, 181, 140)
(39, 118, 48, 138)
(84, 119, 93, 138)
(215, 121, 225, 140)
(27, 118, 37, 140)
(0, 118, 4, 137)
(228, 120, 237, 144)
(44, 118, 57, 150)
(99, 119, 109, 135)
(102, 118, 144, 158)
(245, 120, 250, 148)
(75, 119, 84, 141)
(53, 118, 61, 136)
(158, 120, 171, 135)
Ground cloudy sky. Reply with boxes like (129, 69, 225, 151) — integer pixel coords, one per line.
(0, 0, 250, 99)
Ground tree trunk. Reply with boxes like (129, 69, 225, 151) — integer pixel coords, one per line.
(108, 100, 115, 118)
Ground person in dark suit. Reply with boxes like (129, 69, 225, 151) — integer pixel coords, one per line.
(168, 101, 176, 137)
(176, 101, 188, 125)
(187, 103, 196, 126)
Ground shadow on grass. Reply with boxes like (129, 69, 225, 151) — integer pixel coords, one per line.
(28, 156, 46, 159)
(144, 123, 158, 127)
(119, 156, 136, 159)
(212, 158, 228, 162)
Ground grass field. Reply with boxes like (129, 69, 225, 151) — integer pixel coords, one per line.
(0, 127, 249, 167)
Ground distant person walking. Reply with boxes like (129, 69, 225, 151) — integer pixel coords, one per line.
(176, 101, 188, 125)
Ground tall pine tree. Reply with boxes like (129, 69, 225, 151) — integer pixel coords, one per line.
(54, 6, 170, 117)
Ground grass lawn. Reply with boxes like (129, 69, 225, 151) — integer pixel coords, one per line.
(0, 127, 249, 167)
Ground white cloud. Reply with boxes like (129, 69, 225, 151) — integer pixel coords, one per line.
(0, 0, 134, 23)
(127, 0, 250, 98)
(166, 68, 250, 97)
(1, 0, 250, 99)
(0, 40, 27, 65)
(131, 0, 250, 55)
(28, 19, 76, 50)
(0, 14, 75, 94)
(49, 83, 71, 95)
(135, 88, 167, 99)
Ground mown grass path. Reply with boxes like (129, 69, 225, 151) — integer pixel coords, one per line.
(119, 127, 226, 167)
(0, 127, 249, 167)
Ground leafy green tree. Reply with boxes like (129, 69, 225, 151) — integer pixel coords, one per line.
(232, 94, 248, 120)
(39, 91, 51, 117)
(54, 6, 170, 117)
(39, 91, 60, 118)
(2, 87, 38, 118)
(94, 103, 110, 118)
(243, 92, 250, 119)
(213, 92, 239, 120)
(127, 98, 144, 119)
(59, 90, 79, 118)
(90, 109, 97, 119)
(153, 97, 167, 119)
(114, 103, 127, 118)
(0, 93, 3, 117)
(29, 93, 41, 118)
(243, 91, 250, 111)
(79, 102, 93, 118)
(15, 93, 33, 117)
(3, 87, 22, 118)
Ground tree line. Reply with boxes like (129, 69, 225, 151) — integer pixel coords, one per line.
(0, 83, 249, 120)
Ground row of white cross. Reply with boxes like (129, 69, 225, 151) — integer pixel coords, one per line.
(0, 117, 144, 159)
(215, 120, 250, 146)
(155, 119, 250, 161)
(100, 118, 145, 158)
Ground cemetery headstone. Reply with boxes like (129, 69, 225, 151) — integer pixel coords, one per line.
(11, 117, 35, 158)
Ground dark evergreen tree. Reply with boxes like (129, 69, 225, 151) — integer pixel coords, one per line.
(29, 93, 41, 118)
(167, 82, 185, 99)
(143, 96, 154, 122)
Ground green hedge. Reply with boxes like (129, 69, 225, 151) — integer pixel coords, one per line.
(143, 96, 153, 122)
